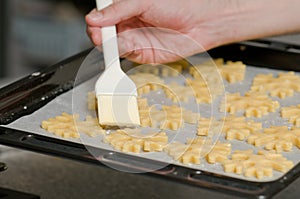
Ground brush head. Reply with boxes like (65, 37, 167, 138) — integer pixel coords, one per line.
(97, 95, 140, 126)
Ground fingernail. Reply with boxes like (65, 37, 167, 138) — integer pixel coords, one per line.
(88, 11, 103, 21)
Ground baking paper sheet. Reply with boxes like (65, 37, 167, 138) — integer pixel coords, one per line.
(3, 57, 300, 182)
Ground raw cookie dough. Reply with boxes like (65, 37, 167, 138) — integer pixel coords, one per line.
(164, 137, 231, 164)
(129, 73, 164, 95)
(250, 72, 300, 98)
(197, 116, 262, 140)
(221, 92, 280, 118)
(41, 113, 105, 138)
(189, 58, 246, 83)
(103, 129, 168, 153)
(223, 149, 294, 179)
(247, 126, 300, 152)
(281, 104, 300, 127)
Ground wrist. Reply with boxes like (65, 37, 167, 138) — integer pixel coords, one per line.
(189, 0, 252, 50)
(228, 0, 300, 43)
(192, 0, 300, 51)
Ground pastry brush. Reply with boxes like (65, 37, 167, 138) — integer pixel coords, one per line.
(95, 0, 140, 126)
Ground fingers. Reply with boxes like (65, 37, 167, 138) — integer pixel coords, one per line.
(86, 0, 147, 27)
(85, 8, 101, 27)
(85, 0, 147, 46)
(86, 25, 102, 46)
(117, 27, 202, 64)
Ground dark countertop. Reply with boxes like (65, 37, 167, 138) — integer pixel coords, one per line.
(1, 145, 300, 199)
(1, 34, 300, 199)
(0, 146, 237, 199)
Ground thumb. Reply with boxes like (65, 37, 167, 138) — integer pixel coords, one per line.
(86, 0, 148, 27)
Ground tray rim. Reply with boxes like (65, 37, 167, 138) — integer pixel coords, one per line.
(1, 40, 300, 198)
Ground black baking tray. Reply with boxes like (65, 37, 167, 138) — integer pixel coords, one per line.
(1, 40, 300, 198)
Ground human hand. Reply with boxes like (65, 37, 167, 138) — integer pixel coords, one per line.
(86, 0, 300, 63)
(86, 0, 241, 63)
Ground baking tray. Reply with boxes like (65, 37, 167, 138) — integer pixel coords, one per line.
(1, 40, 300, 198)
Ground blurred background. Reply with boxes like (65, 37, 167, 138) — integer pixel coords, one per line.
(0, 0, 95, 84)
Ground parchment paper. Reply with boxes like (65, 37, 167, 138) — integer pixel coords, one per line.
(3, 59, 300, 182)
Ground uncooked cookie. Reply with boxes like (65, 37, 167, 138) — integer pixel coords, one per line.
(247, 126, 300, 152)
(129, 73, 164, 95)
(163, 82, 194, 102)
(103, 129, 168, 153)
(190, 58, 246, 83)
(281, 104, 300, 127)
(221, 92, 280, 118)
(197, 116, 262, 140)
(250, 72, 300, 98)
(41, 112, 105, 138)
(223, 150, 294, 179)
(164, 137, 231, 164)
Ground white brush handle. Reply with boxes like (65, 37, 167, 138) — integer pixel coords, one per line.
(96, 0, 121, 70)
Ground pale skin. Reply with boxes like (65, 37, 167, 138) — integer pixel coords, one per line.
(86, 0, 300, 63)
